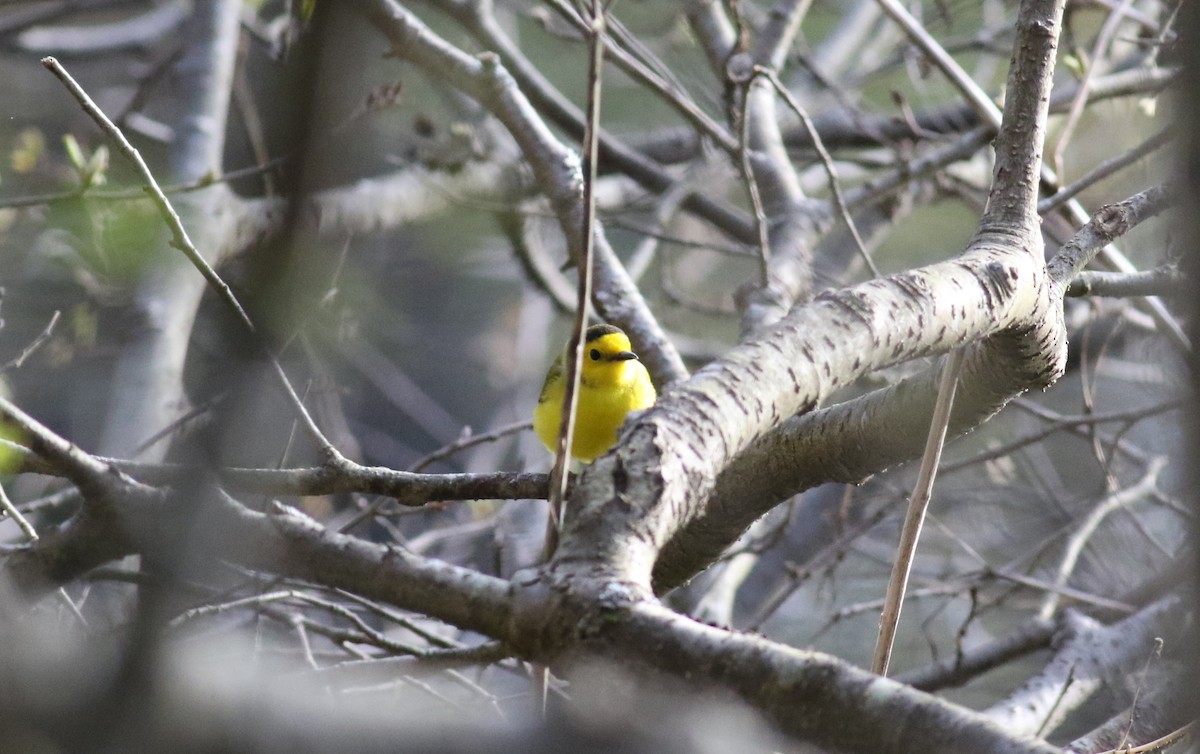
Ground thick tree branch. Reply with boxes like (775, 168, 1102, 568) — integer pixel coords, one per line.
(592, 0, 1069, 591)
(584, 600, 1061, 754)
(655, 180, 1161, 589)
(558, 233, 1058, 589)
(979, 0, 1066, 233)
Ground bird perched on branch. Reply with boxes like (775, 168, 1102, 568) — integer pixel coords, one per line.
(533, 324, 656, 462)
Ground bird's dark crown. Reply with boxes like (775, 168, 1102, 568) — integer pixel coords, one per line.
(585, 324, 624, 343)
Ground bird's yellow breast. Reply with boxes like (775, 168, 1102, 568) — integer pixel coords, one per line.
(533, 356, 655, 462)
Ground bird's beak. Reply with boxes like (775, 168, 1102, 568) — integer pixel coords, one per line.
(613, 351, 638, 361)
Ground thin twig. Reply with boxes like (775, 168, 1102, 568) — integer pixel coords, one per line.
(1037, 457, 1165, 620)
(755, 66, 880, 277)
(1039, 127, 1173, 215)
(0, 310, 60, 373)
(409, 420, 532, 472)
(0, 481, 40, 542)
(539, 0, 738, 155)
(1035, 664, 1077, 738)
(736, 78, 772, 288)
(1114, 637, 1164, 751)
(1050, 0, 1137, 180)
(874, 0, 999, 126)
(168, 590, 300, 628)
(545, 0, 607, 549)
(0, 157, 288, 210)
(1093, 721, 1194, 754)
(537, 0, 610, 718)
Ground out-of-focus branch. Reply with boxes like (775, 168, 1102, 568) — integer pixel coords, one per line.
(1067, 266, 1185, 299)
(1039, 127, 1173, 215)
(13, 0, 188, 55)
(351, 0, 686, 386)
(45, 1, 245, 461)
(984, 597, 1182, 738)
(43, 54, 340, 462)
(897, 616, 1057, 692)
(729, 0, 824, 331)
(1, 439, 547, 506)
(538, 0, 738, 153)
(624, 65, 1175, 162)
(1037, 457, 1166, 620)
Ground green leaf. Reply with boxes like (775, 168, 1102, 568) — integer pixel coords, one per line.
(0, 415, 25, 477)
(63, 133, 86, 171)
(81, 145, 109, 189)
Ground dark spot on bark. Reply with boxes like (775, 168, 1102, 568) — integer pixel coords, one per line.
(613, 457, 629, 494)
(985, 260, 1016, 300)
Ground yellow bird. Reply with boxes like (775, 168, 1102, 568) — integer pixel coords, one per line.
(533, 324, 656, 462)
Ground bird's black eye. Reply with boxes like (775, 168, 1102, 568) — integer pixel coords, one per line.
(590, 348, 601, 361)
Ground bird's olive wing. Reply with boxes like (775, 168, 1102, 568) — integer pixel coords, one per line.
(537, 354, 564, 403)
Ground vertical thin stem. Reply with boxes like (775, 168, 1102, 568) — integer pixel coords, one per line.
(546, 0, 609, 548)
(737, 79, 772, 288)
(872, 348, 963, 675)
(537, 0, 610, 717)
